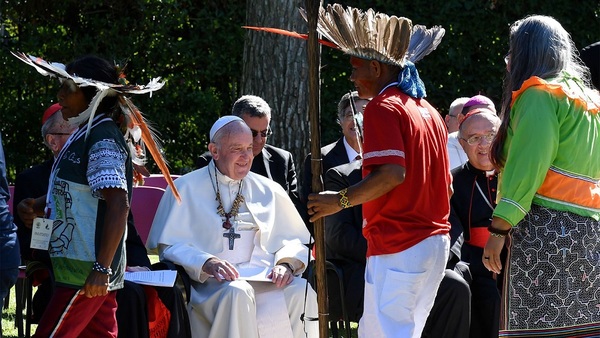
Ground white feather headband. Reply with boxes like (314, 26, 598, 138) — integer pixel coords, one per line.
(12, 51, 181, 202)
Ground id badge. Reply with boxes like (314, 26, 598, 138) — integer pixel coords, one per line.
(30, 217, 53, 250)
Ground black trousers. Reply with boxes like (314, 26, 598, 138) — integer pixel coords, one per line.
(421, 265, 471, 338)
(116, 281, 191, 338)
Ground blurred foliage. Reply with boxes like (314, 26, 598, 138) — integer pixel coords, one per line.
(318, 0, 599, 144)
(0, 0, 245, 180)
(0, 0, 597, 183)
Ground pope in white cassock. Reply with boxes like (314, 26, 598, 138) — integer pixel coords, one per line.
(146, 116, 318, 338)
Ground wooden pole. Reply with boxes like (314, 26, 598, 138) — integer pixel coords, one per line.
(305, 0, 328, 337)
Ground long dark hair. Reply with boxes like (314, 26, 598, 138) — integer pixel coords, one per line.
(65, 55, 120, 118)
(490, 15, 590, 169)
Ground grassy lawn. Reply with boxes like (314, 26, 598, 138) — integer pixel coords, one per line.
(2, 289, 33, 338)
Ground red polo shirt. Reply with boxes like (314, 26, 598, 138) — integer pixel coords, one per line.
(362, 86, 451, 257)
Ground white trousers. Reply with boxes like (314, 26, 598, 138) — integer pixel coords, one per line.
(358, 234, 450, 338)
(188, 277, 318, 338)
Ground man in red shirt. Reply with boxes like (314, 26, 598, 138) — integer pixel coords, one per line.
(307, 5, 451, 337)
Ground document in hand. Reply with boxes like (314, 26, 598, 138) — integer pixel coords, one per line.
(237, 266, 272, 282)
(124, 270, 177, 287)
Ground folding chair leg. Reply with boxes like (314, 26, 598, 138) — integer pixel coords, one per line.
(25, 276, 34, 338)
(3, 288, 9, 309)
(15, 274, 26, 338)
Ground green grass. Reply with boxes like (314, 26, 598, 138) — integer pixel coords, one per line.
(2, 289, 33, 338)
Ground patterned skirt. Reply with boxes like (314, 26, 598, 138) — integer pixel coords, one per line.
(500, 204, 600, 337)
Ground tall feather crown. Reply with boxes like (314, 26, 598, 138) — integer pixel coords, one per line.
(302, 4, 413, 67)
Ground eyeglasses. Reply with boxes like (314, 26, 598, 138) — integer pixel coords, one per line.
(48, 132, 71, 136)
(461, 132, 496, 145)
(250, 128, 272, 138)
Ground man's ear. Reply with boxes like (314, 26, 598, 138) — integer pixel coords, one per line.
(46, 135, 59, 154)
(370, 60, 382, 77)
(208, 142, 218, 160)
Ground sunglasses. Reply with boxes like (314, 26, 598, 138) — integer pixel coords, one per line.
(250, 128, 272, 138)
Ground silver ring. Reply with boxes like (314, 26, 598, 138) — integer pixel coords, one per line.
(484, 257, 490, 260)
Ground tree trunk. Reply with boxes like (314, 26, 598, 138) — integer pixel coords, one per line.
(242, 0, 310, 183)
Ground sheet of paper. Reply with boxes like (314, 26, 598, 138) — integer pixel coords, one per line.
(238, 266, 272, 282)
(124, 270, 177, 287)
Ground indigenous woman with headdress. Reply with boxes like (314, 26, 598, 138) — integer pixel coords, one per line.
(14, 54, 172, 337)
(483, 15, 600, 337)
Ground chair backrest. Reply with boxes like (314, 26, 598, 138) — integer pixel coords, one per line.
(142, 174, 181, 190)
(130, 185, 166, 245)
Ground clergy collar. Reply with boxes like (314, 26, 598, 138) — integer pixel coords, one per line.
(465, 162, 496, 177)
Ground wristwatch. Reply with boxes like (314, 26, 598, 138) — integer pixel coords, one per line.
(280, 263, 294, 273)
(338, 188, 352, 209)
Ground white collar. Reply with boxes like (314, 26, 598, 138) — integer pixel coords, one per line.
(343, 137, 361, 162)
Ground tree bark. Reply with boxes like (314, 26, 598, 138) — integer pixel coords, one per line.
(242, 0, 310, 181)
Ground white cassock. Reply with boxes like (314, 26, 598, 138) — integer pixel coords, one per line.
(146, 161, 318, 338)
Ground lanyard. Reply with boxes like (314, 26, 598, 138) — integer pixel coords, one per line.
(44, 115, 112, 217)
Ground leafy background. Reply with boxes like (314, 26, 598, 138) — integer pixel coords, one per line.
(0, 0, 598, 182)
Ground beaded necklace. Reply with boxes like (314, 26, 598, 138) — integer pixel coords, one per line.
(211, 165, 245, 229)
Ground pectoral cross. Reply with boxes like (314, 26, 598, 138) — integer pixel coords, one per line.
(223, 227, 241, 250)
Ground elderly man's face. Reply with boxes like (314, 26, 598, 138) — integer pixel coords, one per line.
(340, 99, 368, 143)
(212, 128, 254, 180)
(48, 114, 76, 155)
(241, 114, 270, 157)
(458, 114, 499, 171)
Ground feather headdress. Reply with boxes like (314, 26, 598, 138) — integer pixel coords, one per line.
(406, 24, 445, 63)
(12, 51, 181, 202)
(300, 4, 412, 67)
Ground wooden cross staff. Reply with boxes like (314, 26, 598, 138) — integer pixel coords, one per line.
(305, 0, 329, 337)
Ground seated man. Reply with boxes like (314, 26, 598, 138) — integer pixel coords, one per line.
(451, 108, 503, 338)
(147, 116, 317, 338)
(302, 91, 369, 201)
(196, 95, 302, 212)
(323, 160, 366, 323)
(13, 104, 76, 322)
(445, 97, 469, 170)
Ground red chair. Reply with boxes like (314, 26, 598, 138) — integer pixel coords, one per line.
(141, 174, 181, 191)
(130, 185, 166, 245)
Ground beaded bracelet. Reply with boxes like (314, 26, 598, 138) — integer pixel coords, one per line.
(92, 261, 113, 276)
(489, 232, 506, 238)
(488, 225, 511, 237)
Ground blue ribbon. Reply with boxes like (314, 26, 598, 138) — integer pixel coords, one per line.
(397, 61, 427, 98)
